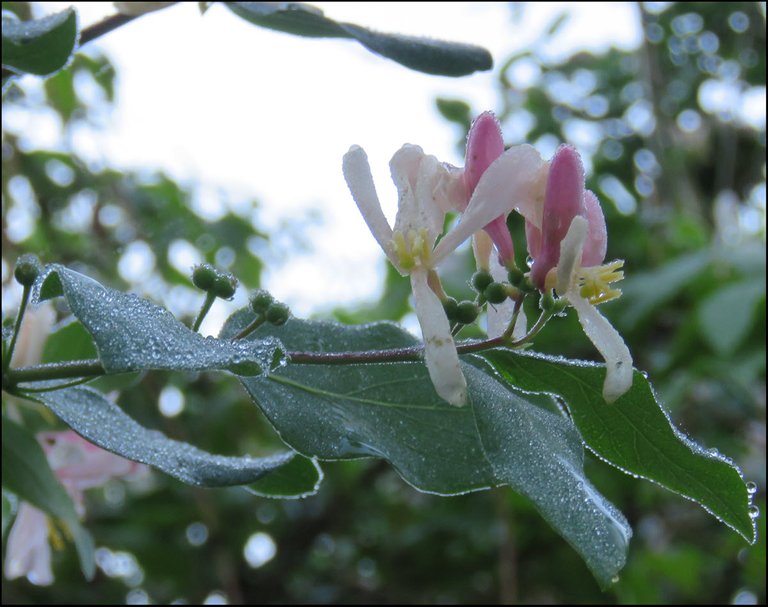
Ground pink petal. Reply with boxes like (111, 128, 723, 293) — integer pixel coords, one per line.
(525, 219, 542, 262)
(530, 144, 586, 289)
(41, 430, 148, 491)
(464, 111, 504, 196)
(483, 215, 515, 265)
(432, 144, 545, 265)
(582, 190, 607, 267)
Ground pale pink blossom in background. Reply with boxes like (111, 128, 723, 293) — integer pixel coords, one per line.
(3, 431, 148, 586)
(9, 303, 55, 369)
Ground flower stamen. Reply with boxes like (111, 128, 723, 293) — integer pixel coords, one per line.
(390, 228, 433, 271)
(578, 260, 624, 305)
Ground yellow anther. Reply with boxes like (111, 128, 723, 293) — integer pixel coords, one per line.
(48, 518, 66, 551)
(390, 228, 433, 271)
(578, 260, 624, 305)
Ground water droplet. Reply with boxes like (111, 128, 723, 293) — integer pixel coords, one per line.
(746, 481, 757, 495)
(748, 504, 760, 519)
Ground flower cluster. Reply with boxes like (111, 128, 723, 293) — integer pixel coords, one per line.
(343, 111, 633, 406)
(4, 431, 148, 586)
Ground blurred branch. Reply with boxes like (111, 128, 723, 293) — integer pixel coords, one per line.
(79, 12, 138, 46)
(637, 3, 703, 219)
(495, 492, 518, 604)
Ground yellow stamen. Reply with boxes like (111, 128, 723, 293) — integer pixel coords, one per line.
(390, 228, 433, 271)
(48, 518, 67, 551)
(578, 260, 624, 305)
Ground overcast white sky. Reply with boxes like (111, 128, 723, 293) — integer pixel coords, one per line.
(11, 2, 644, 329)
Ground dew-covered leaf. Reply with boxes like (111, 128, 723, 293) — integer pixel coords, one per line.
(33, 265, 283, 376)
(2, 416, 95, 580)
(2, 8, 79, 76)
(246, 453, 323, 498)
(479, 348, 756, 544)
(222, 312, 630, 586)
(226, 2, 492, 77)
(28, 386, 319, 496)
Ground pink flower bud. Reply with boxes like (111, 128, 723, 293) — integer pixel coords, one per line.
(464, 111, 505, 197)
(529, 144, 606, 289)
(464, 112, 516, 265)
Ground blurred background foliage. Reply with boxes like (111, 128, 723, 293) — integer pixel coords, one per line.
(2, 2, 765, 604)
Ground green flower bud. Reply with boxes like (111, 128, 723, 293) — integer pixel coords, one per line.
(212, 272, 238, 300)
(471, 270, 493, 293)
(483, 282, 508, 305)
(14, 254, 41, 287)
(507, 266, 525, 287)
(553, 297, 569, 315)
(456, 300, 479, 325)
(250, 289, 274, 315)
(191, 263, 217, 291)
(540, 290, 556, 312)
(442, 297, 459, 322)
(265, 302, 290, 326)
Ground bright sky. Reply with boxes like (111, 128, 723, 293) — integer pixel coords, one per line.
(11, 2, 644, 329)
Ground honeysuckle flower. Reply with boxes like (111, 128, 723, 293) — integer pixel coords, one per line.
(10, 303, 55, 368)
(3, 431, 148, 586)
(436, 113, 549, 267)
(3, 503, 53, 586)
(343, 144, 467, 406)
(526, 144, 632, 403)
(343, 135, 545, 406)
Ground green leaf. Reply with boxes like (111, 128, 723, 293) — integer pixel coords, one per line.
(226, 2, 492, 77)
(246, 454, 323, 498)
(222, 313, 630, 586)
(697, 279, 765, 355)
(479, 348, 756, 544)
(2, 416, 95, 581)
(28, 386, 319, 496)
(33, 265, 283, 376)
(2, 8, 79, 76)
(227, 1, 350, 38)
(41, 319, 98, 364)
(435, 97, 472, 127)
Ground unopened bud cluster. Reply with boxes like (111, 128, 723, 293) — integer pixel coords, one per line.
(469, 270, 521, 306)
(250, 289, 290, 326)
(192, 264, 238, 300)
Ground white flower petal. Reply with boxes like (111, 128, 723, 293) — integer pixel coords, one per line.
(415, 154, 449, 240)
(569, 293, 633, 403)
(432, 144, 546, 264)
(342, 145, 399, 269)
(411, 270, 467, 406)
(391, 145, 446, 242)
(556, 216, 588, 295)
(3, 502, 54, 586)
(434, 163, 468, 213)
